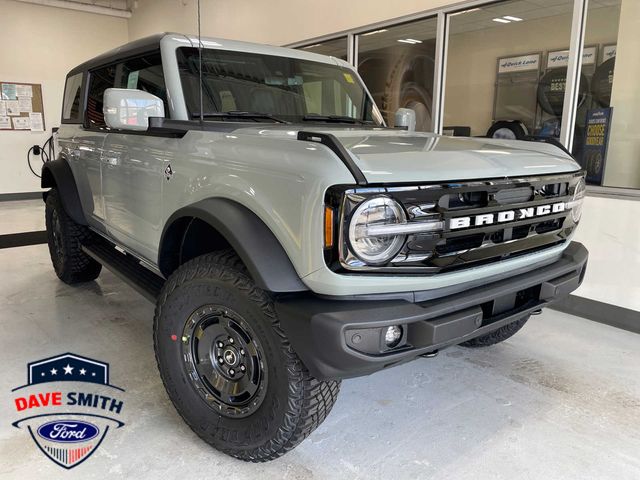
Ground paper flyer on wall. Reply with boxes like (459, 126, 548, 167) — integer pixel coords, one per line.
(16, 84, 33, 97)
(12, 116, 30, 129)
(29, 112, 44, 131)
(18, 96, 32, 113)
(0, 116, 11, 129)
(1, 83, 17, 100)
(5, 100, 20, 115)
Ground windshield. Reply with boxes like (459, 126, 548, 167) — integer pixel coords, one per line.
(176, 47, 382, 125)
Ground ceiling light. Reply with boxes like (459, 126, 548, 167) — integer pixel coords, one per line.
(406, 38, 423, 43)
(492, 18, 511, 23)
(362, 29, 388, 36)
(503, 15, 523, 21)
(397, 38, 423, 44)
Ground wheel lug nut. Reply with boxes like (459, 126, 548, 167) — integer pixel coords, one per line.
(217, 341, 224, 348)
(228, 337, 234, 344)
(217, 357, 224, 364)
(181, 335, 189, 343)
(229, 369, 235, 375)
(240, 365, 246, 372)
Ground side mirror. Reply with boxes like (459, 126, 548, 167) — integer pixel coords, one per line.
(103, 88, 164, 131)
(395, 108, 416, 132)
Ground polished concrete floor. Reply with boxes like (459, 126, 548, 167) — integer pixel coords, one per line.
(0, 242, 639, 479)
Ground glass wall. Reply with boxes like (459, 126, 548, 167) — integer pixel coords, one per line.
(356, 18, 437, 130)
(291, 0, 640, 190)
(572, 0, 638, 188)
(299, 37, 348, 61)
(444, 0, 574, 139)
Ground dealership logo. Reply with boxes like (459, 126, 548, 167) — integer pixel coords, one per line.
(10, 353, 125, 469)
(449, 202, 565, 230)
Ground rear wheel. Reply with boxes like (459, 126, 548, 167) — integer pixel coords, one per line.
(154, 251, 340, 462)
(460, 314, 530, 348)
(45, 189, 101, 284)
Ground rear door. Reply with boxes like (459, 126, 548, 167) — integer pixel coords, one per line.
(100, 52, 172, 263)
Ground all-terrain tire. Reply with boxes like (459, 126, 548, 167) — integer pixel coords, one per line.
(460, 315, 530, 348)
(45, 188, 101, 284)
(153, 250, 341, 462)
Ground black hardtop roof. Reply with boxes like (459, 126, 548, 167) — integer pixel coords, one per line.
(67, 33, 171, 76)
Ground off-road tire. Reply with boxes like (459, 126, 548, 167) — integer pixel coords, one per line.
(153, 250, 341, 462)
(460, 315, 530, 348)
(45, 189, 101, 284)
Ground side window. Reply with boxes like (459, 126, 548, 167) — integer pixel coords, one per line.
(86, 65, 116, 129)
(115, 52, 168, 115)
(86, 51, 167, 129)
(62, 73, 83, 123)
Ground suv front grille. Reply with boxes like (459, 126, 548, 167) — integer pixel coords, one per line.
(326, 172, 584, 274)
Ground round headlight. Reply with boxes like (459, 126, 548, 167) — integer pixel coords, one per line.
(571, 178, 586, 223)
(348, 196, 406, 265)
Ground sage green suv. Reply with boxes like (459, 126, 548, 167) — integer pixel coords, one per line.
(43, 33, 588, 462)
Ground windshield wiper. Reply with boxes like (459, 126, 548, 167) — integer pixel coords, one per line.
(192, 111, 289, 124)
(302, 114, 373, 125)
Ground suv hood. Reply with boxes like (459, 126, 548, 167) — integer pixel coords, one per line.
(242, 126, 581, 183)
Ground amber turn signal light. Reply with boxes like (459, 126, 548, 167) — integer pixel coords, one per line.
(324, 206, 334, 248)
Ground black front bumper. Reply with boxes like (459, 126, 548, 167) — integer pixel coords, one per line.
(276, 242, 588, 380)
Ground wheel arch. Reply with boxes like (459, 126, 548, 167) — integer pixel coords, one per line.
(41, 159, 87, 225)
(159, 198, 308, 293)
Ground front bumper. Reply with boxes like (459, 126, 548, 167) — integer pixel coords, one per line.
(276, 241, 588, 380)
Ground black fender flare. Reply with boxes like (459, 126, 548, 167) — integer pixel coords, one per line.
(41, 159, 87, 225)
(160, 198, 308, 293)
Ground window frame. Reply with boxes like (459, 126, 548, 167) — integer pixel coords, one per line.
(61, 72, 86, 125)
(82, 49, 166, 132)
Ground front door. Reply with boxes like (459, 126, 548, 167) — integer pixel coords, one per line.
(95, 52, 171, 263)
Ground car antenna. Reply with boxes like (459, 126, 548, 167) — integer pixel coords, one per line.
(197, 0, 204, 126)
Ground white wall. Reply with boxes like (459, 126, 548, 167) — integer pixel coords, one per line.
(127, 0, 451, 45)
(573, 195, 640, 312)
(0, 0, 128, 194)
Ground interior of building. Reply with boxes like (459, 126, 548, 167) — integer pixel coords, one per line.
(0, 0, 638, 477)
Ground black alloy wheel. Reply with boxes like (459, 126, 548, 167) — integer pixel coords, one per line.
(181, 304, 268, 418)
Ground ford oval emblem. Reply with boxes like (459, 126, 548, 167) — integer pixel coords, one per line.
(37, 420, 99, 443)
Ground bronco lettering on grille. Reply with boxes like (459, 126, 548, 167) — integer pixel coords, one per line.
(449, 202, 565, 230)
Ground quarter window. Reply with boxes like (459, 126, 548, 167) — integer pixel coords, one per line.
(62, 73, 83, 123)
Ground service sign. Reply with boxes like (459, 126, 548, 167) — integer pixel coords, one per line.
(603, 44, 616, 61)
(497, 54, 540, 74)
(580, 107, 613, 185)
(547, 46, 597, 68)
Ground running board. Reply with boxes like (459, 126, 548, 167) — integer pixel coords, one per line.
(82, 238, 164, 302)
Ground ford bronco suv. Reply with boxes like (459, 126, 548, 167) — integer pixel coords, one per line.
(43, 33, 588, 462)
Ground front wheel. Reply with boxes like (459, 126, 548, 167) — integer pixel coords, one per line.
(153, 251, 340, 462)
(460, 314, 530, 348)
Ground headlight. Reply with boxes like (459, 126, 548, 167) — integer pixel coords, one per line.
(569, 177, 586, 223)
(348, 196, 407, 264)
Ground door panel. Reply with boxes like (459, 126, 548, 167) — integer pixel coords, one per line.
(101, 134, 177, 263)
(66, 127, 107, 228)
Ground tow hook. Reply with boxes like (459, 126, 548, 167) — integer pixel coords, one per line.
(420, 350, 439, 358)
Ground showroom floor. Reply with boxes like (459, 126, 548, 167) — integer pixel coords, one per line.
(1, 202, 640, 479)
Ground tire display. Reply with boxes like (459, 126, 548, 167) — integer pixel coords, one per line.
(358, 45, 435, 131)
(45, 189, 102, 284)
(537, 67, 589, 116)
(591, 57, 615, 107)
(153, 250, 340, 462)
(486, 120, 528, 140)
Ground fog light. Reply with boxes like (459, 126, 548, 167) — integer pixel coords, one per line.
(384, 325, 403, 348)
